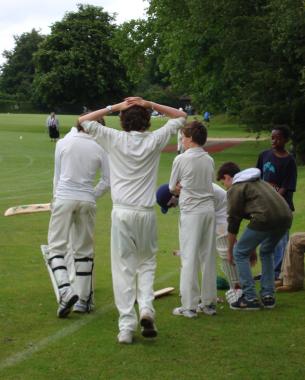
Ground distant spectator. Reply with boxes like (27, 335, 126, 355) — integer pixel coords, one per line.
(46, 112, 60, 142)
(203, 111, 211, 123)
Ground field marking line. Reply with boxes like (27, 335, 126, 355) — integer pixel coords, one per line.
(0, 269, 179, 371)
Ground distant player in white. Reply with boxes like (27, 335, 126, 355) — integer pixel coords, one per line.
(169, 121, 217, 318)
(47, 125, 110, 318)
(79, 98, 186, 344)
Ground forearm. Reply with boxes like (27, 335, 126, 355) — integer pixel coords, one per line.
(151, 102, 187, 119)
(78, 102, 127, 124)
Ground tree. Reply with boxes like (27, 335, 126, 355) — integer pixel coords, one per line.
(32, 4, 131, 111)
(0, 29, 45, 101)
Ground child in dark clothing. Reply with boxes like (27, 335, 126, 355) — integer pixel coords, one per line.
(256, 125, 297, 279)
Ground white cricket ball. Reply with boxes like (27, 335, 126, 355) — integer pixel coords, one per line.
(19, 136, 23, 140)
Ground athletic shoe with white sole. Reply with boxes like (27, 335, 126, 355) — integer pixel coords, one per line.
(73, 300, 94, 313)
(140, 308, 158, 338)
(57, 288, 79, 318)
(197, 303, 216, 316)
(172, 307, 197, 318)
(261, 295, 276, 309)
(230, 295, 261, 311)
(117, 330, 133, 344)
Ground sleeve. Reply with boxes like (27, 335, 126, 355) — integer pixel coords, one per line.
(81, 120, 120, 153)
(226, 187, 244, 234)
(52, 142, 61, 197)
(153, 117, 186, 150)
(94, 149, 110, 199)
(282, 156, 297, 191)
(169, 156, 181, 192)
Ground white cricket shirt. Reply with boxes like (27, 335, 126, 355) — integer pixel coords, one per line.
(169, 147, 215, 213)
(81, 117, 185, 207)
(53, 132, 110, 202)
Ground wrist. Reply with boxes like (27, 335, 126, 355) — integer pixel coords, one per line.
(106, 105, 112, 114)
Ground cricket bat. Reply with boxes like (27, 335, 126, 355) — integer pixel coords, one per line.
(4, 203, 51, 216)
(154, 287, 175, 299)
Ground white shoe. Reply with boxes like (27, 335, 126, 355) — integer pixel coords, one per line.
(117, 330, 133, 344)
(140, 308, 158, 338)
(196, 303, 216, 316)
(57, 287, 78, 318)
(172, 307, 197, 318)
(73, 300, 94, 313)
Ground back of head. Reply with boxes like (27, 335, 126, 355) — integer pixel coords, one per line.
(120, 105, 151, 132)
(217, 162, 241, 180)
(182, 120, 207, 146)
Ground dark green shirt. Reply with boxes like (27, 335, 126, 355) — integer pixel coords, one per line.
(227, 179, 293, 234)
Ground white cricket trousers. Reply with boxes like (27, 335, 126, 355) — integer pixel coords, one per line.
(111, 205, 158, 332)
(179, 209, 217, 310)
(48, 199, 96, 299)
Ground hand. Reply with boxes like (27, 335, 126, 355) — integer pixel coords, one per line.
(125, 97, 151, 109)
(173, 182, 182, 196)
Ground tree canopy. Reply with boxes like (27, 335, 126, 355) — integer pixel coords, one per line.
(32, 4, 131, 112)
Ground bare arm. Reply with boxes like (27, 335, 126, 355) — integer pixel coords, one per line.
(78, 101, 132, 124)
(227, 232, 237, 264)
(125, 97, 187, 119)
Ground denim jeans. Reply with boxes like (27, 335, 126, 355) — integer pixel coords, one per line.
(233, 227, 287, 300)
(274, 231, 289, 279)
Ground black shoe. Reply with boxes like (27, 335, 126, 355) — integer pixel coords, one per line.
(253, 274, 262, 281)
(230, 296, 261, 311)
(261, 295, 275, 309)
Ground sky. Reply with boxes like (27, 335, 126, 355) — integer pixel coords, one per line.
(0, 0, 148, 65)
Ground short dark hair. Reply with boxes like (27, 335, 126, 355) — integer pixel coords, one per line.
(272, 125, 291, 140)
(120, 105, 151, 132)
(217, 162, 241, 181)
(182, 121, 207, 146)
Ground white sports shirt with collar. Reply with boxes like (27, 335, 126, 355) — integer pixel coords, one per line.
(53, 131, 110, 202)
(81, 117, 186, 208)
(169, 147, 215, 213)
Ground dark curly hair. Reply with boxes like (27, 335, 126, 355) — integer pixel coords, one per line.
(120, 105, 151, 132)
(182, 120, 207, 146)
(272, 124, 291, 140)
(217, 162, 241, 181)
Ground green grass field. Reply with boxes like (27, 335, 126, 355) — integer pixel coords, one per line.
(0, 114, 304, 379)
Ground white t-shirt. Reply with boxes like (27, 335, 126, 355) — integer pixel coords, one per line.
(53, 132, 110, 202)
(169, 147, 215, 213)
(81, 117, 185, 207)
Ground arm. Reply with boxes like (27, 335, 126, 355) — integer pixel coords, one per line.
(227, 232, 237, 264)
(94, 150, 110, 199)
(52, 143, 61, 197)
(169, 157, 181, 194)
(125, 97, 187, 119)
(78, 101, 132, 124)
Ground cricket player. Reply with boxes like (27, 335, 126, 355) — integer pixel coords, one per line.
(47, 125, 110, 318)
(169, 121, 217, 318)
(79, 98, 186, 344)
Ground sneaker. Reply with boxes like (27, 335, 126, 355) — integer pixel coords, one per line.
(230, 296, 261, 311)
(73, 300, 94, 313)
(57, 288, 79, 318)
(172, 307, 197, 318)
(140, 308, 158, 338)
(261, 295, 276, 309)
(117, 330, 133, 344)
(197, 303, 216, 316)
